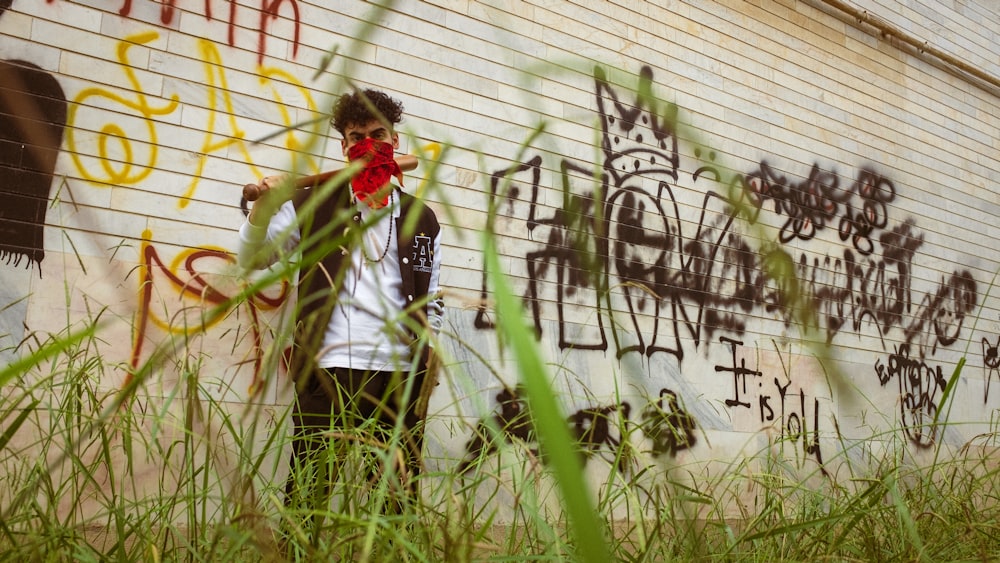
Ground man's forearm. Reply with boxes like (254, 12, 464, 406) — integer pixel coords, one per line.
(248, 202, 277, 228)
(237, 202, 298, 270)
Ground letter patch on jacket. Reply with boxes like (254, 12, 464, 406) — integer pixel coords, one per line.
(412, 233, 433, 273)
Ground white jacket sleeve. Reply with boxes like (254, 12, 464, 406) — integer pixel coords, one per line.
(236, 201, 300, 270)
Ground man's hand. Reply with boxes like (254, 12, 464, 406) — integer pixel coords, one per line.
(414, 347, 442, 421)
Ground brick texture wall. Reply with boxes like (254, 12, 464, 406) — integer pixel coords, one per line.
(1, 0, 997, 519)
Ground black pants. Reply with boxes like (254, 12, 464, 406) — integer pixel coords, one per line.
(284, 366, 426, 521)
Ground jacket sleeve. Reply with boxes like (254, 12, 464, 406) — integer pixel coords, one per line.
(236, 201, 300, 270)
(425, 226, 445, 335)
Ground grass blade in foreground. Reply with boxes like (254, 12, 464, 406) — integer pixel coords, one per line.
(0, 323, 99, 387)
(0, 398, 39, 452)
(484, 236, 610, 563)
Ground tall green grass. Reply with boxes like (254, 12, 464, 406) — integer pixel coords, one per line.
(3, 319, 1000, 562)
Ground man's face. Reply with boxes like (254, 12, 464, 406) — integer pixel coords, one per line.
(341, 120, 399, 157)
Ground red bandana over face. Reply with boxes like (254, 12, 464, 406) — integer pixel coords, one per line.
(347, 137, 403, 207)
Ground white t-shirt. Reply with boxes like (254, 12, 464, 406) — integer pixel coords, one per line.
(238, 193, 426, 372)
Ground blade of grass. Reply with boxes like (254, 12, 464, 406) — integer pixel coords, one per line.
(0, 323, 99, 387)
(886, 469, 929, 562)
(483, 236, 609, 563)
(0, 398, 40, 452)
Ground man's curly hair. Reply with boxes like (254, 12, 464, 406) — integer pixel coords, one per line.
(330, 89, 404, 135)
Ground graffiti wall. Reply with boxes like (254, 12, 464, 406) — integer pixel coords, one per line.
(1, 0, 998, 520)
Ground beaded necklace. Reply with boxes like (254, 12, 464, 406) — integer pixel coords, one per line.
(360, 190, 393, 264)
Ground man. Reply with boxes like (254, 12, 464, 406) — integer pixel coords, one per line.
(237, 89, 443, 523)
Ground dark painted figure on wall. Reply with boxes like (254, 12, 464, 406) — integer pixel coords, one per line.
(0, 61, 67, 270)
(640, 389, 697, 458)
(983, 336, 999, 403)
(458, 386, 536, 473)
(568, 401, 632, 472)
(1, 1, 68, 271)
